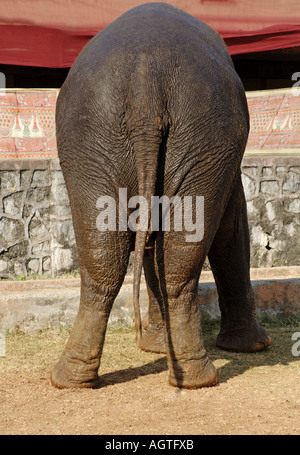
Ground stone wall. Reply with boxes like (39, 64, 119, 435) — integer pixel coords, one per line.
(0, 155, 299, 279)
(243, 155, 300, 268)
(0, 159, 78, 279)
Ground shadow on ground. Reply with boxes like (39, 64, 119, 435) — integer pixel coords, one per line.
(95, 325, 299, 389)
(96, 357, 167, 388)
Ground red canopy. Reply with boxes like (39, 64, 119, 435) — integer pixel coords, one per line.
(0, 0, 300, 68)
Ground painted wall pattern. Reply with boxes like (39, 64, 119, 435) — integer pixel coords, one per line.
(0, 88, 299, 158)
(0, 90, 58, 158)
(246, 89, 300, 155)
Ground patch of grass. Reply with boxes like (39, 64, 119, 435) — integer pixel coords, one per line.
(1, 316, 299, 385)
(16, 275, 26, 281)
(102, 326, 166, 374)
(201, 315, 221, 330)
(203, 322, 300, 383)
(0, 325, 166, 378)
(257, 312, 300, 328)
(1, 326, 72, 373)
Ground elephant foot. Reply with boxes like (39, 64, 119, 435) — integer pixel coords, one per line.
(216, 323, 271, 353)
(51, 350, 100, 389)
(168, 350, 219, 389)
(139, 326, 166, 354)
(50, 306, 107, 389)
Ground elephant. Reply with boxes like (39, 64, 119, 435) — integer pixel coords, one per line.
(51, 2, 271, 389)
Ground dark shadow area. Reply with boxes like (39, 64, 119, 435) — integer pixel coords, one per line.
(232, 48, 300, 91)
(95, 356, 167, 388)
(1, 47, 299, 91)
(0, 64, 69, 88)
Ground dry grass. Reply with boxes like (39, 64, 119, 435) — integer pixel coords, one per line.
(2, 318, 299, 382)
(1, 318, 299, 435)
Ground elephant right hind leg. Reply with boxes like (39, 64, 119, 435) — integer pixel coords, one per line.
(208, 175, 271, 353)
(156, 233, 218, 389)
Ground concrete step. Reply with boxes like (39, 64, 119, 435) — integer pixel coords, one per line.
(0, 267, 299, 332)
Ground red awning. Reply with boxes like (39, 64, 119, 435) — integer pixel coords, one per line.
(0, 0, 300, 68)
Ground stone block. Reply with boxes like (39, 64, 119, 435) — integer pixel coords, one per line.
(42, 257, 51, 272)
(262, 166, 273, 177)
(0, 259, 8, 272)
(246, 200, 258, 217)
(50, 183, 69, 204)
(28, 215, 50, 242)
(20, 170, 32, 188)
(283, 171, 300, 193)
(0, 218, 24, 245)
(27, 259, 40, 274)
(288, 198, 300, 213)
(51, 170, 65, 184)
(289, 166, 300, 174)
(260, 180, 280, 196)
(14, 261, 26, 276)
(242, 166, 259, 177)
(251, 225, 268, 247)
(276, 166, 286, 177)
(242, 174, 257, 200)
(53, 248, 73, 272)
(0, 171, 19, 191)
(27, 187, 51, 206)
(285, 223, 296, 237)
(31, 170, 51, 187)
(50, 204, 71, 217)
(51, 219, 75, 245)
(265, 201, 276, 221)
(2, 191, 24, 217)
(31, 240, 51, 255)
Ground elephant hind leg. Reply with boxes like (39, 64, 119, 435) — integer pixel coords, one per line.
(208, 174, 271, 352)
(156, 233, 218, 389)
(51, 230, 132, 389)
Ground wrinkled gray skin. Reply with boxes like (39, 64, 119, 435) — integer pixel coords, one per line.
(51, 3, 271, 389)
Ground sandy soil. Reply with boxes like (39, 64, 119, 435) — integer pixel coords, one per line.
(0, 326, 299, 435)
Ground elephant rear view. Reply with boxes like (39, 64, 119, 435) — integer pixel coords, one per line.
(51, 3, 271, 389)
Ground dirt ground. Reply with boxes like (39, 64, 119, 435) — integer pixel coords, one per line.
(0, 323, 299, 435)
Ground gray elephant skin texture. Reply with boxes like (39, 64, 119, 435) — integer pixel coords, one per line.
(51, 3, 271, 389)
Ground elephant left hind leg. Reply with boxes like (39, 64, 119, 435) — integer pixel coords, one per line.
(208, 174, 271, 353)
(51, 231, 132, 389)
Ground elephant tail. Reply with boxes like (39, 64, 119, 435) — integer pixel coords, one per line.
(131, 120, 164, 347)
(133, 229, 147, 347)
